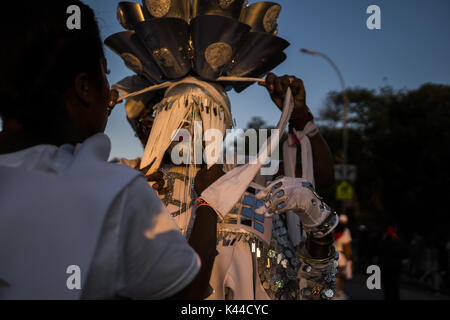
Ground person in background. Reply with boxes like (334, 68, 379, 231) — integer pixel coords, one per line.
(420, 237, 445, 294)
(0, 0, 216, 300)
(333, 214, 353, 300)
(378, 224, 405, 300)
(409, 232, 426, 279)
(357, 224, 370, 271)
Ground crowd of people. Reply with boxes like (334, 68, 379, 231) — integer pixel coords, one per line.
(351, 223, 450, 299)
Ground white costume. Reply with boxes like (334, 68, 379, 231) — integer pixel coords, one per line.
(107, 0, 338, 300)
(0, 134, 200, 299)
(118, 79, 337, 300)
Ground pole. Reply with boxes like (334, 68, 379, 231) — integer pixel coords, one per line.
(300, 49, 350, 213)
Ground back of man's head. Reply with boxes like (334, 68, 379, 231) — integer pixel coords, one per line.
(0, 1, 105, 137)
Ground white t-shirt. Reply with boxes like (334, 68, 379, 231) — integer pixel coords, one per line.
(0, 135, 200, 299)
(82, 175, 201, 299)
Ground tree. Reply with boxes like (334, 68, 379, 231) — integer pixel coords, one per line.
(318, 84, 450, 235)
(246, 116, 270, 130)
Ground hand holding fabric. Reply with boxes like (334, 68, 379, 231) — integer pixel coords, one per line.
(260, 73, 314, 130)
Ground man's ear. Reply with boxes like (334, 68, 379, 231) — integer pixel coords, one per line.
(74, 72, 91, 107)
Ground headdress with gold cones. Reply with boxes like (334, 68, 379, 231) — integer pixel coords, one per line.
(105, 0, 291, 175)
(106, 1, 297, 247)
(105, 0, 290, 91)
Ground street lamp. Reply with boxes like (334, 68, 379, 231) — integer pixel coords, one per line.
(301, 49, 351, 214)
(300, 48, 350, 174)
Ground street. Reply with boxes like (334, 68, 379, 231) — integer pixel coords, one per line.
(343, 273, 450, 300)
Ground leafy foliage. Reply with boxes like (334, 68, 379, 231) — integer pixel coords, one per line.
(319, 84, 450, 234)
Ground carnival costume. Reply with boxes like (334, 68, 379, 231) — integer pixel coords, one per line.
(106, 0, 339, 300)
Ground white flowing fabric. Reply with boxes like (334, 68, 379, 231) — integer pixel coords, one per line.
(139, 77, 232, 174)
(283, 127, 315, 247)
(201, 88, 295, 220)
(113, 76, 154, 120)
(281, 126, 318, 300)
(140, 93, 192, 174)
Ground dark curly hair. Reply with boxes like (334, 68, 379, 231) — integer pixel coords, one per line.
(0, 0, 105, 136)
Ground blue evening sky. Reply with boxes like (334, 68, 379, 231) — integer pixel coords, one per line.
(5, 1, 449, 159)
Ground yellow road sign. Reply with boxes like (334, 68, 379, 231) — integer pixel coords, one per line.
(336, 181, 354, 200)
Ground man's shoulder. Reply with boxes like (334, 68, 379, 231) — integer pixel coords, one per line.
(70, 134, 143, 184)
(117, 157, 141, 170)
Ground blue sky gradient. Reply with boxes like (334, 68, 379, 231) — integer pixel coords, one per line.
(4, 1, 449, 159)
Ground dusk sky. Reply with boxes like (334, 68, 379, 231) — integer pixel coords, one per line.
(5, 1, 449, 160)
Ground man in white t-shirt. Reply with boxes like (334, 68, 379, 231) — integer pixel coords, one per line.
(0, 1, 216, 300)
(0, 134, 201, 299)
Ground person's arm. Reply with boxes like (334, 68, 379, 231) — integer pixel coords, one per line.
(166, 164, 224, 300)
(309, 133, 335, 187)
(115, 177, 203, 300)
(261, 73, 335, 187)
(256, 176, 339, 299)
(117, 159, 220, 300)
(167, 205, 217, 300)
(342, 243, 353, 261)
(259, 74, 339, 298)
(341, 229, 353, 262)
